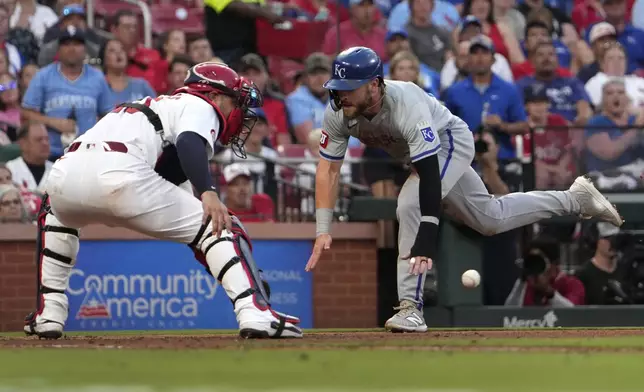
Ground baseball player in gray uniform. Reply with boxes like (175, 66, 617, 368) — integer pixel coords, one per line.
(304, 47, 623, 332)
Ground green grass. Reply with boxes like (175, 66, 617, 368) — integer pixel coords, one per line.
(1, 349, 643, 391)
(3, 330, 644, 391)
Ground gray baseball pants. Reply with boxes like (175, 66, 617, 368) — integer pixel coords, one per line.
(396, 126, 581, 308)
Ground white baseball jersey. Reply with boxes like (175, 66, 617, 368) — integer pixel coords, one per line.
(75, 93, 220, 167)
(319, 80, 468, 165)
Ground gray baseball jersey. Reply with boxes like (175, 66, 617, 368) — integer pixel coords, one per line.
(320, 80, 474, 197)
(321, 80, 465, 163)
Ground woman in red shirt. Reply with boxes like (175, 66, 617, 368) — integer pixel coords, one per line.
(461, 0, 526, 64)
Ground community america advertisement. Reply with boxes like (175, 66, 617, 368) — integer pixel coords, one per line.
(66, 240, 313, 331)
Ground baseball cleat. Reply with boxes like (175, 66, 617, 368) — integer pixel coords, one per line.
(239, 320, 303, 339)
(24, 312, 64, 340)
(384, 300, 428, 333)
(236, 298, 303, 339)
(569, 176, 623, 227)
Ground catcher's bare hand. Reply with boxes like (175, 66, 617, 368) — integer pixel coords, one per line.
(305, 234, 332, 272)
(402, 253, 433, 276)
(201, 191, 231, 238)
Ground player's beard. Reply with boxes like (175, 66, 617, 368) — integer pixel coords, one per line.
(342, 94, 374, 119)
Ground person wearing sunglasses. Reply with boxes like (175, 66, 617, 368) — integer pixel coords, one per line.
(0, 73, 20, 127)
(0, 183, 31, 223)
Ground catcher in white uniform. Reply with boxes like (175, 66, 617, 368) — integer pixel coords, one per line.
(304, 47, 623, 332)
(23, 62, 302, 339)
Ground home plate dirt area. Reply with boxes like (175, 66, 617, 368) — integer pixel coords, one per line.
(3, 329, 644, 353)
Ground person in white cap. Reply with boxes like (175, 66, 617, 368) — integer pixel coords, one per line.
(578, 22, 619, 83)
(222, 163, 275, 222)
(584, 0, 644, 73)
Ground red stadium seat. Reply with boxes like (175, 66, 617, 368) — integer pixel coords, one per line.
(277, 144, 307, 181)
(256, 19, 329, 60)
(148, 0, 197, 6)
(93, 0, 141, 18)
(149, 4, 204, 35)
(277, 144, 307, 158)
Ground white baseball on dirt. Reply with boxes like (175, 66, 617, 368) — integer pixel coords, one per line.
(461, 269, 481, 288)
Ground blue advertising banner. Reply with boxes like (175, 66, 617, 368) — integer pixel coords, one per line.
(66, 240, 313, 331)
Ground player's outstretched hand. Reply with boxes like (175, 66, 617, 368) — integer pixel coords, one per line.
(201, 191, 232, 238)
(401, 254, 433, 276)
(305, 234, 332, 272)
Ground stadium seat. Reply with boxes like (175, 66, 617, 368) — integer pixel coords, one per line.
(276, 144, 307, 182)
(93, 0, 141, 18)
(149, 4, 204, 35)
(277, 144, 307, 158)
(148, 0, 197, 7)
(256, 19, 329, 60)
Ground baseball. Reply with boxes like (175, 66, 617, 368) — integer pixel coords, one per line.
(461, 269, 481, 288)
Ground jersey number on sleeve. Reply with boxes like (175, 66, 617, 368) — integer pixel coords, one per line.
(320, 131, 329, 148)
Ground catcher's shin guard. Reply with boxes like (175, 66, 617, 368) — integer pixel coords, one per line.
(190, 215, 302, 339)
(24, 195, 79, 339)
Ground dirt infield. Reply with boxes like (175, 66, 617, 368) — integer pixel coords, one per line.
(2, 329, 644, 352)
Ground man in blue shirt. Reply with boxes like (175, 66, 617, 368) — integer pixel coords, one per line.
(22, 26, 114, 160)
(387, 0, 460, 32)
(444, 35, 528, 160)
(285, 53, 331, 145)
(382, 30, 440, 97)
(585, 0, 644, 72)
(517, 42, 592, 125)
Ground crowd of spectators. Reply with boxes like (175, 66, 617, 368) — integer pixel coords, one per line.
(0, 0, 644, 231)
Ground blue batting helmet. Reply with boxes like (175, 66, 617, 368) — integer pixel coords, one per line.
(323, 46, 383, 110)
(324, 46, 383, 91)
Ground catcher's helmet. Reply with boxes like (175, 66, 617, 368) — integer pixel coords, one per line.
(323, 46, 383, 111)
(175, 62, 263, 158)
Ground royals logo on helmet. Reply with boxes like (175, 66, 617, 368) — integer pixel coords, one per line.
(334, 65, 346, 79)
